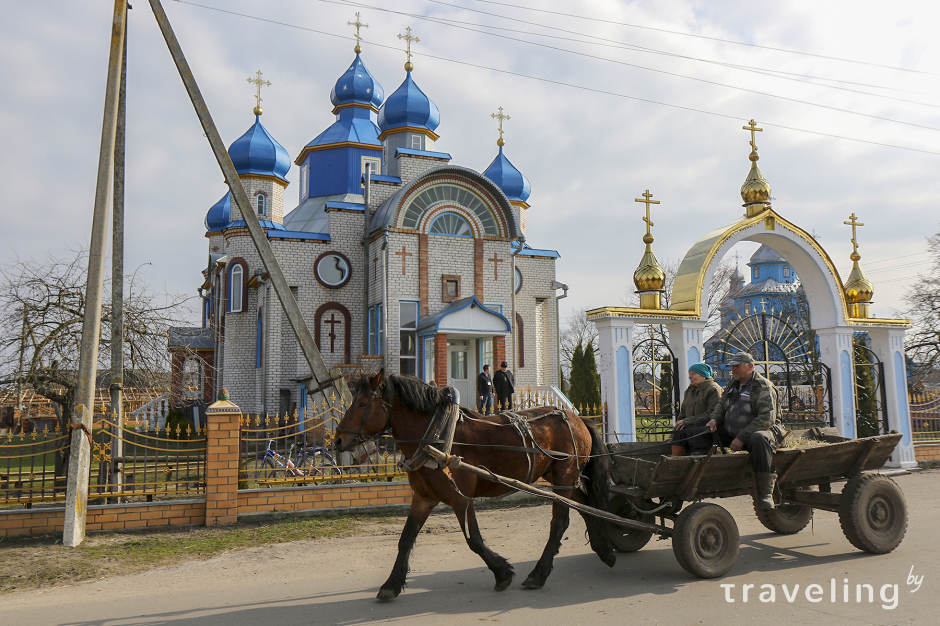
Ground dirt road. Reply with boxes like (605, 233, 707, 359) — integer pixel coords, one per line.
(1, 470, 938, 626)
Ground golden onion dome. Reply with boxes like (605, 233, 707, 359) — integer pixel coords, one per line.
(740, 149, 771, 207)
(634, 235, 666, 292)
(844, 252, 874, 304)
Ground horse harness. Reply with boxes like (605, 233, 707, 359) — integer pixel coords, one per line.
(335, 380, 394, 448)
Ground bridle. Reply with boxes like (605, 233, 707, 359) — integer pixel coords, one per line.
(336, 380, 393, 449)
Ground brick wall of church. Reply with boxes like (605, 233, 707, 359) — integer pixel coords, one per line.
(512, 255, 558, 390)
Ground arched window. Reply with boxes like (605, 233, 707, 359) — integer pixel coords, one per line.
(401, 184, 500, 236)
(227, 259, 248, 312)
(256, 193, 267, 217)
(429, 212, 472, 237)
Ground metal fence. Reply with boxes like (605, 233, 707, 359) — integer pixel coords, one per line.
(910, 391, 940, 443)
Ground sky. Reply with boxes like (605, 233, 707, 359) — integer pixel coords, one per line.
(2, 0, 939, 331)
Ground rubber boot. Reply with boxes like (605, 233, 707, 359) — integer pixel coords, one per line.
(755, 472, 777, 509)
(671, 445, 688, 457)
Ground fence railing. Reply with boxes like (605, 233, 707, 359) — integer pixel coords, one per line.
(910, 391, 940, 443)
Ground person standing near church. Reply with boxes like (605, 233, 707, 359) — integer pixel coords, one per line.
(477, 364, 494, 415)
(493, 361, 515, 411)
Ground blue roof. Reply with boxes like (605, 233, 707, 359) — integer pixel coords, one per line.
(416, 296, 511, 335)
(268, 230, 330, 241)
(306, 115, 382, 149)
(395, 147, 452, 160)
(222, 219, 286, 231)
(377, 72, 440, 134)
(228, 115, 291, 182)
(483, 146, 531, 203)
(205, 193, 231, 232)
(330, 54, 384, 110)
(369, 174, 402, 184)
(511, 240, 559, 258)
(324, 201, 364, 211)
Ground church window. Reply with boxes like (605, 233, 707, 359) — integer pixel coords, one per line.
(514, 267, 523, 293)
(401, 184, 500, 237)
(361, 157, 380, 185)
(484, 302, 503, 315)
(783, 266, 790, 278)
(228, 262, 245, 313)
(753, 267, 759, 279)
(429, 213, 472, 238)
(368, 303, 385, 355)
(256, 193, 267, 217)
(411, 134, 422, 150)
(256, 307, 263, 368)
(479, 338, 494, 373)
(399, 301, 419, 376)
(515, 313, 525, 368)
(745, 300, 752, 314)
(300, 163, 308, 200)
(315, 251, 352, 288)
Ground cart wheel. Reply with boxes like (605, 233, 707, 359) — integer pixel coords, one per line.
(672, 502, 739, 578)
(838, 473, 907, 554)
(754, 488, 814, 534)
(604, 496, 654, 552)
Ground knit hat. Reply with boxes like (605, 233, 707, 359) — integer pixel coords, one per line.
(688, 362, 713, 379)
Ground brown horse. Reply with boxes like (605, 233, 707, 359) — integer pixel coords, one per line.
(334, 370, 614, 600)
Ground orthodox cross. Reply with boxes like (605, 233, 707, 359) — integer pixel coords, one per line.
(398, 27, 419, 68)
(394, 245, 412, 275)
(844, 213, 864, 255)
(491, 106, 510, 146)
(247, 70, 271, 113)
(759, 297, 768, 313)
(634, 190, 660, 236)
(489, 252, 504, 280)
(743, 118, 762, 151)
(348, 12, 368, 52)
(325, 313, 341, 353)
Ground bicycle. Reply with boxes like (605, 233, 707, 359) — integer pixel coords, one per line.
(243, 440, 346, 485)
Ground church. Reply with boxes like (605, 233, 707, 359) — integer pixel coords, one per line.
(182, 32, 562, 415)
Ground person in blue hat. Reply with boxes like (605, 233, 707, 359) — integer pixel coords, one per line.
(668, 362, 723, 456)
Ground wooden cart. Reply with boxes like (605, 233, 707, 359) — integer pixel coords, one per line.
(603, 429, 908, 578)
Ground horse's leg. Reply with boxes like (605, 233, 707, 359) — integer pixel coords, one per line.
(570, 490, 617, 568)
(521, 499, 569, 589)
(451, 497, 515, 591)
(377, 492, 438, 600)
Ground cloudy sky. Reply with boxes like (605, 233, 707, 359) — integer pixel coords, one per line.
(3, 0, 938, 330)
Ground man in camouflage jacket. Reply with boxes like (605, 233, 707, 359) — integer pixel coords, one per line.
(706, 352, 785, 509)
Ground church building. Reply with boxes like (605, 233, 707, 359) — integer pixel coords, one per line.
(188, 35, 562, 414)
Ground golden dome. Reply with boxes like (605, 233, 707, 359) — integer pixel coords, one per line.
(740, 150, 771, 208)
(844, 254, 874, 304)
(634, 240, 666, 292)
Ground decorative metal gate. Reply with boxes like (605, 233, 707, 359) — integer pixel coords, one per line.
(853, 343, 889, 437)
(633, 329, 680, 441)
(710, 310, 834, 429)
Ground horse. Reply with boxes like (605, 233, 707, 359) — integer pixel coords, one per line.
(334, 369, 615, 600)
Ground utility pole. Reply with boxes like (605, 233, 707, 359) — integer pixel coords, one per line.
(64, 0, 128, 547)
(109, 16, 128, 503)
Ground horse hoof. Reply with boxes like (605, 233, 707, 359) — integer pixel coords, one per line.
(376, 587, 400, 601)
(494, 576, 514, 592)
(521, 576, 544, 590)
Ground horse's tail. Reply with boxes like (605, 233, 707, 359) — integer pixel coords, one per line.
(579, 417, 610, 510)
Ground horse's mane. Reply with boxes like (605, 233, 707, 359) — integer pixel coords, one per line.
(355, 373, 448, 415)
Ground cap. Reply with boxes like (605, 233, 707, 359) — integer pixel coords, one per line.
(728, 352, 755, 365)
(501, 361, 509, 368)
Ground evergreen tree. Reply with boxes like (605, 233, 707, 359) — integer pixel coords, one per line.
(854, 334, 880, 438)
(659, 360, 674, 416)
(568, 341, 587, 410)
(569, 342, 602, 413)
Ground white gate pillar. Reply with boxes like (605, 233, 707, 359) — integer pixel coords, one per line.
(868, 328, 917, 468)
(594, 317, 635, 442)
(816, 328, 857, 439)
(665, 320, 706, 397)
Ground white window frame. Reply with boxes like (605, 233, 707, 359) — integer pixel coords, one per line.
(300, 163, 308, 200)
(361, 157, 381, 186)
(256, 193, 267, 217)
(411, 134, 422, 150)
(229, 264, 243, 313)
(783, 266, 790, 278)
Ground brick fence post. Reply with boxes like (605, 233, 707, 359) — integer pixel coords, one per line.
(205, 389, 240, 525)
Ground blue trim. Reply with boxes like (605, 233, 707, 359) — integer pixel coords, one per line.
(416, 295, 511, 334)
(516, 248, 560, 259)
(222, 220, 286, 231)
(395, 147, 452, 160)
(369, 174, 402, 184)
(324, 201, 365, 211)
(267, 231, 330, 241)
(616, 346, 633, 442)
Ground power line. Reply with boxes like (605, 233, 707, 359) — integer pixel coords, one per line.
(334, 0, 940, 131)
(173, 1, 940, 156)
(463, 0, 940, 77)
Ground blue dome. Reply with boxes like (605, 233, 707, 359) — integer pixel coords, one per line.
(205, 193, 230, 232)
(330, 54, 384, 109)
(483, 146, 531, 203)
(228, 115, 291, 183)
(377, 72, 440, 133)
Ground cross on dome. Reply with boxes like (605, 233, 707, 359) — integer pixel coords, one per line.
(844, 213, 865, 257)
(743, 118, 762, 152)
(348, 12, 369, 53)
(491, 106, 510, 147)
(635, 189, 660, 239)
(398, 26, 419, 71)
(247, 70, 271, 116)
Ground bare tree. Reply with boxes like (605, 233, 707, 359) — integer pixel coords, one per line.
(0, 248, 196, 440)
(902, 230, 940, 384)
(560, 307, 598, 380)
